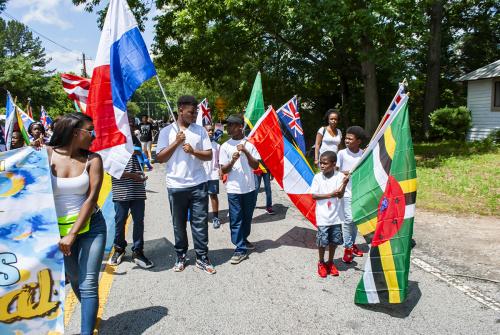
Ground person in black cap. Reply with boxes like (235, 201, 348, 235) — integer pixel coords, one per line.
(155, 95, 215, 274)
(220, 114, 260, 264)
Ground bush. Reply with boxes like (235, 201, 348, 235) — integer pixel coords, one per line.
(429, 106, 471, 140)
(486, 128, 500, 144)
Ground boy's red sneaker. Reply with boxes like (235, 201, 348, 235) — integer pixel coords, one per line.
(342, 248, 354, 263)
(317, 261, 328, 278)
(352, 245, 364, 257)
(329, 262, 339, 276)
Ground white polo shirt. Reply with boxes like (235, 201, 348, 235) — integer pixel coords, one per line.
(219, 138, 260, 194)
(156, 122, 212, 189)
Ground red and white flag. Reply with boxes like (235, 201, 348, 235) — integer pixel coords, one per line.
(61, 73, 91, 112)
(86, 0, 156, 178)
(196, 98, 212, 126)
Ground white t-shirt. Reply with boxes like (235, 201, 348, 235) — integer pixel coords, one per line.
(310, 171, 345, 226)
(336, 148, 364, 197)
(156, 123, 212, 188)
(318, 127, 342, 154)
(219, 138, 260, 194)
(204, 141, 220, 181)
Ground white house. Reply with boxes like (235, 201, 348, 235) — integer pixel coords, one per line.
(456, 59, 500, 141)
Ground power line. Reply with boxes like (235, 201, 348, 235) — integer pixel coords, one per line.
(2, 11, 74, 53)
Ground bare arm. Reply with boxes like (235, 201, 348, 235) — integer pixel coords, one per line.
(311, 175, 349, 200)
(237, 144, 259, 169)
(220, 151, 239, 174)
(183, 144, 212, 161)
(314, 132, 323, 164)
(156, 131, 185, 163)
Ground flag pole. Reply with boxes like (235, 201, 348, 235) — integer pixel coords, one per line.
(155, 75, 177, 126)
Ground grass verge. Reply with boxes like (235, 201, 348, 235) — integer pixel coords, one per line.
(414, 140, 499, 216)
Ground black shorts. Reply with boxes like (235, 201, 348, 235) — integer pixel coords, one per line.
(207, 180, 219, 195)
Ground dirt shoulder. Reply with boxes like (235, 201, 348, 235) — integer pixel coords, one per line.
(413, 209, 500, 302)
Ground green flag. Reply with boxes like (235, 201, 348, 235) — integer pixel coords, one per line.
(351, 96, 417, 304)
(244, 72, 265, 129)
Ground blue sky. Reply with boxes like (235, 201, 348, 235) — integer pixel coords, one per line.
(3, 0, 157, 75)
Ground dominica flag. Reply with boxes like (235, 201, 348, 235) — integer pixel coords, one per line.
(351, 93, 416, 304)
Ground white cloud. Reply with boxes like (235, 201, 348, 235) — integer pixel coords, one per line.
(46, 50, 94, 75)
(11, 0, 72, 29)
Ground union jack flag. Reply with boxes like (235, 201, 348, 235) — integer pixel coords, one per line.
(40, 106, 53, 129)
(276, 96, 306, 155)
(196, 98, 212, 126)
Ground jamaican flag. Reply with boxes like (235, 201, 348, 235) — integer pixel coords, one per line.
(351, 94, 416, 304)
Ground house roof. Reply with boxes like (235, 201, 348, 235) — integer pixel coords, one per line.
(456, 59, 500, 81)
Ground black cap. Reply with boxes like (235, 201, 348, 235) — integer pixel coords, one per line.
(226, 114, 244, 125)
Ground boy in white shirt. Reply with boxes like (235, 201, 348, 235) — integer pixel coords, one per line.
(155, 95, 215, 274)
(311, 151, 349, 277)
(336, 126, 365, 263)
(204, 124, 222, 229)
(220, 114, 260, 264)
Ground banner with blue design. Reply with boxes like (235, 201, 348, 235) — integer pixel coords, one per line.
(0, 147, 65, 335)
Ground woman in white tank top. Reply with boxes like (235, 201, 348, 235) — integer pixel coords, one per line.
(314, 109, 343, 166)
(47, 113, 105, 335)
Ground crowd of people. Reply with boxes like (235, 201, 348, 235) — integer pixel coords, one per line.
(1, 94, 367, 335)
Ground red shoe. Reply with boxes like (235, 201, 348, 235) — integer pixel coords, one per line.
(329, 262, 339, 276)
(317, 261, 328, 278)
(352, 245, 364, 257)
(342, 248, 354, 263)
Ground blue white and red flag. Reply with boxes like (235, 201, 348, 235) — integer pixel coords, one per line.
(276, 96, 306, 155)
(40, 106, 53, 129)
(86, 0, 156, 178)
(248, 106, 317, 225)
(196, 98, 212, 126)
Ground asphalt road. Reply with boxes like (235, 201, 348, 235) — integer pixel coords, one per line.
(66, 165, 500, 335)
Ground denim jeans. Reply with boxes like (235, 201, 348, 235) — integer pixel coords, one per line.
(167, 182, 209, 258)
(254, 173, 272, 208)
(342, 197, 357, 248)
(64, 210, 106, 335)
(228, 191, 256, 253)
(113, 199, 145, 252)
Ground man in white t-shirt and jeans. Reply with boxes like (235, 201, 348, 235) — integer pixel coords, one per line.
(155, 95, 215, 274)
(220, 114, 261, 264)
(336, 126, 366, 264)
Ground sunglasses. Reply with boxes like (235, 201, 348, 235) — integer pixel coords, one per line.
(77, 128, 96, 138)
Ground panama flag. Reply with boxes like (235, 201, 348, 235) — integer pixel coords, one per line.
(61, 73, 91, 113)
(351, 93, 416, 304)
(248, 106, 317, 225)
(276, 96, 306, 155)
(196, 98, 212, 126)
(86, 0, 156, 178)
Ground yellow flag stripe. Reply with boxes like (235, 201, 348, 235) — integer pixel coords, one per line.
(378, 240, 401, 303)
(399, 178, 417, 194)
(358, 216, 377, 236)
(97, 173, 112, 207)
(383, 126, 396, 159)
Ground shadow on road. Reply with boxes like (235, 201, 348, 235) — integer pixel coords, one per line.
(275, 226, 317, 250)
(253, 204, 289, 224)
(355, 280, 422, 318)
(98, 306, 168, 334)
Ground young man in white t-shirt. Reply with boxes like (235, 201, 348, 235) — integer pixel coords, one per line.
(311, 151, 349, 278)
(203, 124, 222, 229)
(155, 95, 215, 274)
(219, 114, 260, 264)
(336, 126, 365, 264)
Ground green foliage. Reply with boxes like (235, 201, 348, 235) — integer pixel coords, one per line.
(486, 129, 500, 144)
(126, 101, 141, 116)
(429, 106, 471, 140)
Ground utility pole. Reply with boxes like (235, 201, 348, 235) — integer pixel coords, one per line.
(78, 52, 92, 78)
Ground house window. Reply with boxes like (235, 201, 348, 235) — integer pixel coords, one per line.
(493, 80, 500, 111)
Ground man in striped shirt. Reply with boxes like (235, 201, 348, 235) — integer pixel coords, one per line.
(108, 115, 154, 269)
